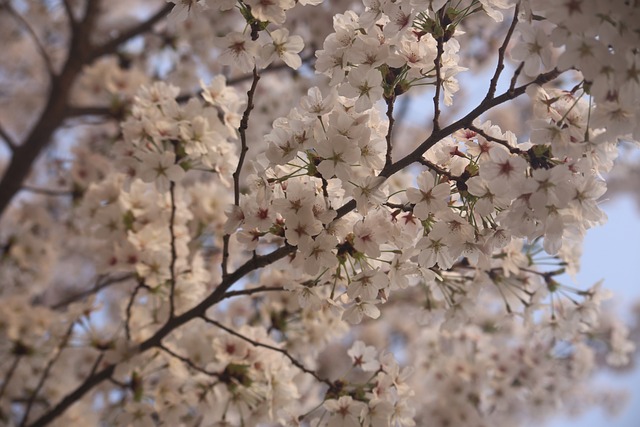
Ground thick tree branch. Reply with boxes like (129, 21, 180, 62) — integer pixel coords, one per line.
(0, 1, 174, 220)
(335, 68, 562, 221)
(27, 244, 295, 427)
(26, 67, 564, 427)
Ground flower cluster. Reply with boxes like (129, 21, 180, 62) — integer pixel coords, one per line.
(1, 0, 639, 426)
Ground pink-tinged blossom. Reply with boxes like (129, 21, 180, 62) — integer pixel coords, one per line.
(216, 32, 257, 73)
(338, 66, 384, 112)
(316, 134, 361, 180)
(406, 171, 450, 220)
(137, 151, 186, 192)
(261, 29, 305, 70)
(324, 396, 366, 427)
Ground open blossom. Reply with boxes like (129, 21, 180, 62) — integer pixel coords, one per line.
(261, 29, 305, 69)
(166, 0, 207, 22)
(338, 66, 384, 112)
(216, 32, 257, 72)
(406, 171, 450, 220)
(137, 151, 186, 192)
(3, 1, 640, 426)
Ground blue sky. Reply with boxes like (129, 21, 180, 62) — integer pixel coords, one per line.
(545, 196, 640, 427)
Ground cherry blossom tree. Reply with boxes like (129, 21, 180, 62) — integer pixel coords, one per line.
(0, 0, 638, 426)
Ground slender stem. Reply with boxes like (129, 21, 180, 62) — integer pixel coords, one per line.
(221, 286, 285, 300)
(0, 355, 22, 401)
(432, 38, 444, 132)
(88, 3, 174, 61)
(417, 158, 461, 183)
(468, 124, 523, 154)
(4, 2, 56, 77)
(509, 62, 525, 93)
(485, 3, 519, 100)
(168, 181, 178, 317)
(49, 273, 134, 310)
(0, 122, 17, 151)
(223, 67, 261, 279)
(27, 244, 295, 427)
(20, 324, 75, 427)
(61, 0, 76, 26)
(26, 67, 564, 427)
(233, 67, 260, 207)
(384, 94, 396, 169)
(202, 316, 332, 386)
(125, 280, 148, 341)
(158, 344, 221, 378)
(21, 186, 74, 197)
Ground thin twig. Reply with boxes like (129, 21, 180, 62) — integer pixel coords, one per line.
(485, 3, 520, 100)
(61, 0, 76, 26)
(168, 182, 178, 317)
(509, 62, 525, 93)
(25, 67, 564, 427)
(125, 280, 148, 341)
(202, 316, 331, 385)
(233, 66, 260, 207)
(468, 124, 523, 154)
(417, 158, 461, 182)
(0, 122, 17, 151)
(221, 286, 285, 300)
(0, 355, 22, 401)
(20, 323, 75, 426)
(88, 3, 174, 61)
(49, 274, 134, 310)
(158, 344, 221, 378)
(27, 244, 296, 427)
(64, 54, 316, 119)
(223, 67, 261, 279)
(21, 186, 74, 197)
(4, 2, 56, 77)
(384, 94, 396, 169)
(432, 38, 444, 132)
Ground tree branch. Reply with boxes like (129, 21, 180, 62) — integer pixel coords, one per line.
(0, 0, 101, 219)
(384, 94, 396, 170)
(0, 122, 17, 151)
(88, 3, 174, 61)
(221, 286, 285, 300)
(485, 3, 519, 101)
(202, 316, 331, 386)
(223, 67, 261, 279)
(20, 323, 75, 426)
(468, 124, 523, 154)
(168, 182, 178, 318)
(432, 37, 444, 132)
(27, 244, 295, 427)
(49, 273, 134, 310)
(64, 53, 316, 119)
(4, 2, 56, 78)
